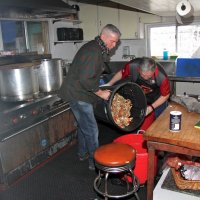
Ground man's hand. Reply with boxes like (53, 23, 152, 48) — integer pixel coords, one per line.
(95, 89, 111, 100)
(145, 106, 154, 116)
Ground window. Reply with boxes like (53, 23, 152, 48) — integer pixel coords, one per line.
(177, 25, 200, 57)
(0, 20, 49, 54)
(1, 21, 25, 52)
(148, 22, 200, 58)
(150, 26, 176, 58)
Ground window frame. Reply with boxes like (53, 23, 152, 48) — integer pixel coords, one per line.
(0, 19, 49, 54)
(145, 16, 200, 58)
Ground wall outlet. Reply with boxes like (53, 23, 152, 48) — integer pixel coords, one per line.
(123, 46, 130, 55)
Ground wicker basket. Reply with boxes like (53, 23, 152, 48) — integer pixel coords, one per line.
(171, 168, 200, 190)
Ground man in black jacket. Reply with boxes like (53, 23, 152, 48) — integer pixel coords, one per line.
(65, 24, 121, 170)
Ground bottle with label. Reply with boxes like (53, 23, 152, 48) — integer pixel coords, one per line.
(163, 48, 168, 60)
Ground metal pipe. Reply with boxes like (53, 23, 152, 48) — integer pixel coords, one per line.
(24, 21, 30, 52)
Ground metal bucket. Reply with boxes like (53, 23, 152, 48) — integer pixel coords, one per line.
(94, 82, 147, 132)
(0, 63, 39, 101)
(38, 59, 63, 93)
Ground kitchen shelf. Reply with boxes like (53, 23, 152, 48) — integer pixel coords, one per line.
(52, 19, 82, 25)
(54, 40, 83, 45)
(168, 76, 200, 82)
(156, 59, 176, 63)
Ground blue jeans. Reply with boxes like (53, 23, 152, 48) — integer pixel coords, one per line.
(69, 101, 99, 162)
(155, 101, 168, 118)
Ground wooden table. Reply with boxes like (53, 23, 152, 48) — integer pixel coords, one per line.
(143, 102, 200, 200)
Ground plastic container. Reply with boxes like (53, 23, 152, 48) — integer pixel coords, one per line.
(113, 133, 158, 184)
(176, 58, 200, 77)
(140, 111, 155, 131)
(163, 49, 168, 60)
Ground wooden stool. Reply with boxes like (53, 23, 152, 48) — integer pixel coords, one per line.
(93, 143, 140, 200)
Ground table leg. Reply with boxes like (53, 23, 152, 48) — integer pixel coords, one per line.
(147, 144, 155, 200)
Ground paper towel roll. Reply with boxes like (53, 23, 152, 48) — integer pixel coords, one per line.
(176, 12, 183, 24)
(176, 0, 194, 18)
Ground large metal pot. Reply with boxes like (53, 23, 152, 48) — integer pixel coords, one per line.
(38, 59, 63, 93)
(0, 63, 39, 101)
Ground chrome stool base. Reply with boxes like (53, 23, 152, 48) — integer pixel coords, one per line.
(94, 163, 140, 200)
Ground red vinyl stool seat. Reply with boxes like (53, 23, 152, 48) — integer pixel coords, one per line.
(93, 143, 140, 200)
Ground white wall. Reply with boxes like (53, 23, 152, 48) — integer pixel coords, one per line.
(176, 82, 200, 95)
(48, 7, 200, 96)
(50, 39, 146, 62)
(48, 18, 147, 62)
(48, 20, 82, 62)
(51, 42, 80, 63)
(110, 39, 146, 61)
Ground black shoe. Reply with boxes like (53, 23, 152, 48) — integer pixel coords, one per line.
(89, 160, 95, 171)
(89, 164, 95, 171)
(79, 153, 89, 161)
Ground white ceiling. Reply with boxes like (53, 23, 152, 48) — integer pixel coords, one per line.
(111, 0, 200, 16)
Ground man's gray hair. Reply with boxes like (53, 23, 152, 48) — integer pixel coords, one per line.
(100, 24, 121, 37)
(140, 57, 156, 72)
